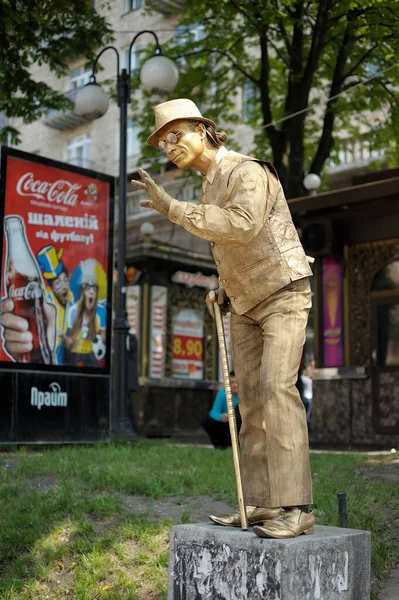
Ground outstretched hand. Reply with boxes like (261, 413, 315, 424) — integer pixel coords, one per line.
(130, 168, 173, 215)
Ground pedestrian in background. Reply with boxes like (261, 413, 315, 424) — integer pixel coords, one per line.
(201, 371, 241, 449)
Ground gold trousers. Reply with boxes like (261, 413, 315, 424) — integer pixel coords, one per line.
(231, 277, 312, 508)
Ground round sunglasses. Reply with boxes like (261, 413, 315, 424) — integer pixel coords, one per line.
(158, 132, 180, 152)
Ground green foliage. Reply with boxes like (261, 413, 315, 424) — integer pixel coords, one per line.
(0, 0, 113, 143)
(142, 0, 399, 196)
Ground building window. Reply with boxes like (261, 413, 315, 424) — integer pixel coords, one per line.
(127, 120, 140, 156)
(67, 134, 91, 168)
(176, 23, 204, 42)
(372, 261, 399, 293)
(0, 114, 15, 146)
(126, 0, 142, 11)
(124, 45, 142, 74)
(337, 146, 347, 165)
(69, 66, 92, 90)
(243, 80, 257, 121)
(371, 261, 399, 367)
(175, 24, 205, 68)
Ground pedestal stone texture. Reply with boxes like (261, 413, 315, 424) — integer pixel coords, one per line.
(168, 523, 370, 600)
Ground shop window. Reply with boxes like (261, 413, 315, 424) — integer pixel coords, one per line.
(371, 261, 399, 367)
(374, 303, 399, 367)
(371, 261, 399, 292)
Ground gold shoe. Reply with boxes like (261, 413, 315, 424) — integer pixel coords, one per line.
(209, 505, 283, 527)
(253, 507, 315, 539)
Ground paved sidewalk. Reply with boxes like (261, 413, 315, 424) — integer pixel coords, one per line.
(381, 563, 399, 600)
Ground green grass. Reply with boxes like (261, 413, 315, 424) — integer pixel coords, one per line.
(0, 442, 398, 599)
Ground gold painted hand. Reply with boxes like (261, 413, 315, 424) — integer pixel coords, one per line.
(206, 286, 230, 319)
(130, 168, 173, 215)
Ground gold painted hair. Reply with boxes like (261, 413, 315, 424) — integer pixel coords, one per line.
(189, 121, 227, 148)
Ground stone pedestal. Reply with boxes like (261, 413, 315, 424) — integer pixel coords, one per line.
(168, 523, 370, 600)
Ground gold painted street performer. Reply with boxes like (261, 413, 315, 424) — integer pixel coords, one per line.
(131, 98, 315, 539)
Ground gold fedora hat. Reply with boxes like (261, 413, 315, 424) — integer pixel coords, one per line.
(147, 98, 216, 148)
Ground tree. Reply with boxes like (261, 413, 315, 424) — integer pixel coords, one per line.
(0, 0, 113, 143)
(141, 0, 399, 198)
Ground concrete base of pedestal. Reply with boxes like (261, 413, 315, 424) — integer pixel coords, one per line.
(168, 523, 370, 600)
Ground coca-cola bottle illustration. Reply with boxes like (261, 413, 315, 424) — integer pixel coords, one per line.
(4, 216, 55, 364)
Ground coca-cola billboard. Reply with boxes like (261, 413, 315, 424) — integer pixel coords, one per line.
(0, 147, 114, 374)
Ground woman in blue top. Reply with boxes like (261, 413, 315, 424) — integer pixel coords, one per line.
(201, 371, 241, 449)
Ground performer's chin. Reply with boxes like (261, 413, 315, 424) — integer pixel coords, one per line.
(172, 152, 184, 165)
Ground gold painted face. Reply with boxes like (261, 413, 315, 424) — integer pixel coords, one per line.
(158, 120, 205, 170)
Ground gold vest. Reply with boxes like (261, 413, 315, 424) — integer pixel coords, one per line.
(209, 152, 313, 315)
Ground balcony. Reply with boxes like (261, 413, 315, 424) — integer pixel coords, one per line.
(327, 139, 386, 175)
(155, 0, 183, 14)
(44, 88, 92, 131)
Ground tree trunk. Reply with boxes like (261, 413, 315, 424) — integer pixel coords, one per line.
(310, 20, 355, 175)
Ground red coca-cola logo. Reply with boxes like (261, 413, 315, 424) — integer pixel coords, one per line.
(16, 172, 81, 206)
(9, 281, 42, 301)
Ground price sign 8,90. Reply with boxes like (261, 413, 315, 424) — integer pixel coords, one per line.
(172, 334, 203, 360)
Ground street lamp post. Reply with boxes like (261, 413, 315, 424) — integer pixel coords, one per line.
(75, 31, 179, 437)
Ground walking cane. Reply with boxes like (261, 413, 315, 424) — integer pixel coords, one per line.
(210, 291, 248, 531)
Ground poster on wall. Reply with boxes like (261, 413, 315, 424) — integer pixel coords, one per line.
(126, 285, 141, 341)
(0, 148, 114, 374)
(322, 256, 343, 367)
(172, 307, 204, 380)
(149, 285, 167, 379)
